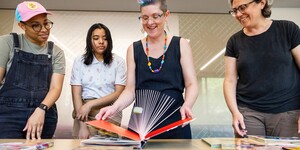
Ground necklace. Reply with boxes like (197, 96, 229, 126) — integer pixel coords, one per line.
(146, 31, 167, 73)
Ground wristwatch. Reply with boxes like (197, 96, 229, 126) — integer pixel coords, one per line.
(38, 103, 48, 112)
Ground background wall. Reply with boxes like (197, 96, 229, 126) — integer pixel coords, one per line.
(0, 7, 299, 139)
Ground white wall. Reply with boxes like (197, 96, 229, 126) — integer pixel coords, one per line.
(271, 8, 300, 26)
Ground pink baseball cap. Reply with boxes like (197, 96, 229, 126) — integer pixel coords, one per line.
(15, 1, 52, 22)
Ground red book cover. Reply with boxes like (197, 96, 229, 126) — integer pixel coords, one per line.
(86, 118, 195, 141)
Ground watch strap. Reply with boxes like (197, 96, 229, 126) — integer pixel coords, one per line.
(38, 103, 48, 112)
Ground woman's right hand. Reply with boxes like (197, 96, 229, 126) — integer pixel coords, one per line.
(95, 105, 118, 120)
(232, 112, 247, 137)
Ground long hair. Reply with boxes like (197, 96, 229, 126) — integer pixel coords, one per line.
(83, 23, 113, 65)
(138, 0, 167, 13)
(229, 0, 272, 18)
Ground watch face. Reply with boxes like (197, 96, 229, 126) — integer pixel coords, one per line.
(39, 104, 48, 111)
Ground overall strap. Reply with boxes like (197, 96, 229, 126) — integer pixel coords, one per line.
(47, 41, 54, 59)
(10, 33, 20, 51)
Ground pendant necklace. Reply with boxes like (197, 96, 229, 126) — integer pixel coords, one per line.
(146, 31, 167, 73)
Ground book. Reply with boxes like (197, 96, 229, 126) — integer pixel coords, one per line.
(202, 138, 267, 149)
(85, 89, 195, 148)
(248, 135, 300, 144)
(86, 118, 194, 144)
(0, 141, 53, 150)
(74, 145, 133, 150)
(80, 136, 139, 148)
(282, 146, 300, 150)
(201, 138, 235, 148)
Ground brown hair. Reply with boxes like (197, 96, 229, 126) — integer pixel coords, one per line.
(229, 0, 272, 18)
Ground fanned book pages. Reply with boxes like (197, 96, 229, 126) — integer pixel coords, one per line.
(85, 89, 195, 148)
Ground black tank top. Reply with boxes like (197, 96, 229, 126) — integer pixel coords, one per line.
(133, 36, 184, 93)
(132, 36, 191, 139)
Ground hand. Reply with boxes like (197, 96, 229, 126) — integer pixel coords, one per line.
(298, 116, 300, 133)
(232, 112, 247, 137)
(180, 103, 193, 127)
(78, 123, 90, 139)
(76, 102, 92, 121)
(180, 103, 193, 120)
(95, 105, 117, 120)
(23, 108, 46, 140)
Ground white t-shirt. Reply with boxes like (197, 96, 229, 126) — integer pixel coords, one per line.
(70, 54, 126, 100)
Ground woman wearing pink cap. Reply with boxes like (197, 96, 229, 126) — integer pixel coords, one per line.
(0, 1, 65, 140)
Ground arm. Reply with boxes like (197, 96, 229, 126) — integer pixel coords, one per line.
(223, 56, 246, 137)
(72, 85, 91, 139)
(77, 84, 125, 121)
(96, 44, 136, 120)
(291, 45, 300, 133)
(0, 67, 5, 85)
(80, 55, 126, 116)
(24, 73, 64, 140)
(71, 85, 84, 119)
(179, 38, 199, 120)
(0, 35, 13, 85)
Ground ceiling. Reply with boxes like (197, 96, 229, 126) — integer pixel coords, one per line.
(0, 0, 300, 14)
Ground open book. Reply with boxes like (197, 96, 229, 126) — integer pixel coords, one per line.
(86, 118, 194, 141)
(85, 89, 195, 148)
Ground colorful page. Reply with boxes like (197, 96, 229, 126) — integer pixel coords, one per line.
(86, 120, 141, 141)
(145, 118, 195, 140)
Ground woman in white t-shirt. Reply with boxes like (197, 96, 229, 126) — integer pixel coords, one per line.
(70, 23, 126, 139)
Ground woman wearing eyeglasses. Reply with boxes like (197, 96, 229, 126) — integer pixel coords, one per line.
(224, 0, 300, 137)
(96, 0, 198, 139)
(0, 1, 65, 140)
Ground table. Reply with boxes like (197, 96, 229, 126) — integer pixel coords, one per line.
(0, 138, 286, 150)
(0, 139, 213, 150)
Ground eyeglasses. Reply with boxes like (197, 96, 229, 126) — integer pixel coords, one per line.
(138, 13, 164, 24)
(229, 0, 255, 16)
(21, 21, 54, 32)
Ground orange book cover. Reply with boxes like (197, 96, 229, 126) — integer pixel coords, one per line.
(86, 118, 195, 142)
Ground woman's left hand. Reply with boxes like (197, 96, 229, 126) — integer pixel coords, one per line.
(76, 103, 92, 121)
(180, 103, 193, 127)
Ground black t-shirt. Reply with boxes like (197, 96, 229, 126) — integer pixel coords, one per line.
(225, 20, 300, 113)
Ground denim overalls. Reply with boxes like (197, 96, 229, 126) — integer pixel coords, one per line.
(0, 33, 57, 138)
